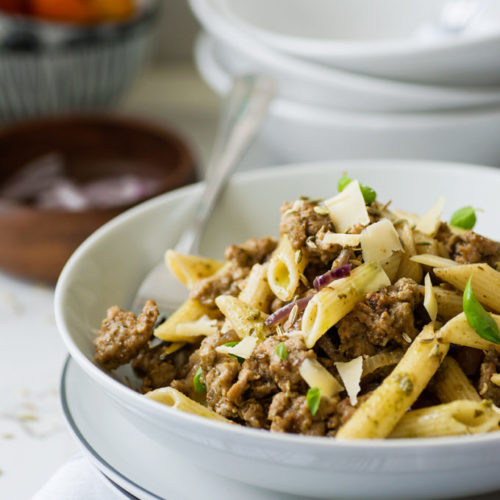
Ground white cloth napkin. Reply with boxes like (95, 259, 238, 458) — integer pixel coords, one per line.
(32, 455, 123, 500)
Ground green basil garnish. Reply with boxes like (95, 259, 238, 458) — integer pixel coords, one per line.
(275, 342, 288, 361)
(450, 206, 477, 230)
(337, 173, 352, 193)
(337, 174, 376, 205)
(463, 276, 500, 344)
(193, 367, 206, 393)
(306, 387, 321, 416)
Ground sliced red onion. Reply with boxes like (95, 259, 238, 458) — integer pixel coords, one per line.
(0, 153, 65, 200)
(313, 264, 353, 291)
(265, 296, 313, 327)
(80, 175, 159, 209)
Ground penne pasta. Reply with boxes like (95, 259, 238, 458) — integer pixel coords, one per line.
(215, 295, 269, 340)
(302, 262, 390, 349)
(432, 287, 463, 321)
(410, 253, 458, 268)
(389, 400, 500, 438)
(165, 250, 225, 288)
(434, 263, 500, 313)
(146, 387, 230, 422)
(423, 273, 438, 322)
(337, 324, 449, 439)
(238, 263, 274, 313)
(154, 299, 213, 342)
(439, 312, 500, 353)
(267, 236, 307, 301)
(395, 221, 423, 284)
(434, 357, 481, 403)
(221, 263, 274, 332)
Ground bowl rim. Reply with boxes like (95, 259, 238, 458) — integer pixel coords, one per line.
(209, 0, 500, 60)
(0, 112, 197, 216)
(196, 33, 500, 127)
(55, 158, 500, 452)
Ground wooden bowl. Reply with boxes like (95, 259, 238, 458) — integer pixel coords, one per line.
(0, 114, 197, 283)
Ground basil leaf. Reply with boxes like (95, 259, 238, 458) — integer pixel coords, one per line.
(360, 185, 377, 205)
(224, 341, 239, 347)
(306, 387, 321, 416)
(337, 174, 352, 193)
(450, 206, 476, 230)
(337, 174, 376, 205)
(463, 276, 500, 344)
(275, 342, 288, 361)
(193, 367, 206, 393)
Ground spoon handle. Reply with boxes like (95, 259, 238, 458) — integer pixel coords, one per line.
(174, 74, 275, 255)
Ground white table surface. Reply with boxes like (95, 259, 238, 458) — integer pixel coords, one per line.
(0, 61, 278, 500)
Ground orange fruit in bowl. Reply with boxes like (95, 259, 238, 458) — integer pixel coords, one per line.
(30, 0, 94, 23)
(29, 0, 135, 24)
(90, 0, 135, 22)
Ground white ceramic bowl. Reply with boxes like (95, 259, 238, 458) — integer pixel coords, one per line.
(55, 159, 500, 499)
(196, 33, 500, 165)
(189, 0, 500, 113)
(209, 0, 500, 86)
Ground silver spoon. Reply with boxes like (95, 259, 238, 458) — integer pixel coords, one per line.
(132, 74, 275, 313)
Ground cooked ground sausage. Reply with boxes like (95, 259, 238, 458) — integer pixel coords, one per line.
(436, 223, 500, 266)
(94, 300, 158, 370)
(337, 278, 423, 358)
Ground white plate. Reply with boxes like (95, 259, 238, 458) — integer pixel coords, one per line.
(56, 160, 500, 499)
(61, 357, 311, 500)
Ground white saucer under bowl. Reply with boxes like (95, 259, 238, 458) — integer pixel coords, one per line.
(60, 357, 306, 500)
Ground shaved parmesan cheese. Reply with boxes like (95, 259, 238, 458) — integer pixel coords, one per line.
(176, 316, 218, 337)
(416, 197, 445, 237)
(360, 219, 403, 264)
(410, 254, 458, 268)
(215, 336, 258, 359)
(335, 356, 363, 406)
(321, 232, 361, 247)
(424, 273, 438, 322)
(324, 181, 370, 233)
(299, 358, 343, 397)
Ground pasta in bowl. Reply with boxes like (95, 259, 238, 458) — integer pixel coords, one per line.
(55, 160, 500, 499)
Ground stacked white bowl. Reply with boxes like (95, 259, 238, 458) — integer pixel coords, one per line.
(189, 0, 500, 164)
